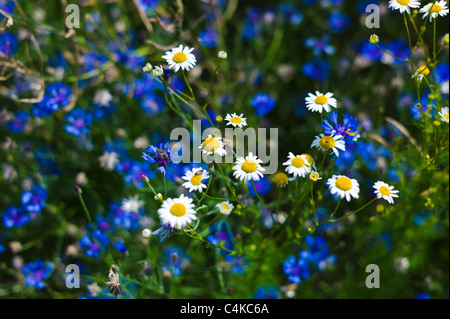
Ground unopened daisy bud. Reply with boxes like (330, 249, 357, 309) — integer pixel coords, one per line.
(216, 115, 223, 123)
(142, 63, 153, 73)
(154, 193, 163, 201)
(152, 65, 164, 77)
(142, 174, 149, 184)
(369, 34, 379, 45)
(73, 185, 82, 195)
(142, 228, 152, 238)
(417, 65, 430, 76)
(433, 120, 441, 126)
(443, 34, 449, 46)
(217, 50, 228, 60)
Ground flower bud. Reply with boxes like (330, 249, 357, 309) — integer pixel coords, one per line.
(369, 34, 379, 45)
(443, 33, 449, 46)
(217, 51, 228, 60)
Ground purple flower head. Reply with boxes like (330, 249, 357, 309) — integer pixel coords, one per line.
(80, 230, 109, 258)
(254, 286, 280, 299)
(302, 59, 331, 82)
(142, 143, 174, 174)
(2, 206, 30, 228)
(21, 185, 47, 214)
(321, 112, 359, 144)
(7, 111, 29, 134)
(163, 246, 190, 277)
(64, 108, 93, 137)
(22, 258, 54, 289)
(305, 34, 335, 56)
(199, 27, 218, 48)
(33, 83, 72, 117)
(283, 255, 310, 284)
(328, 12, 350, 33)
(0, 32, 18, 56)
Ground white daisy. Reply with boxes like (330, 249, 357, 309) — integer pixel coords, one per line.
(232, 152, 265, 183)
(199, 135, 227, 156)
(311, 132, 346, 157)
(419, 1, 449, 21)
(438, 106, 449, 123)
(142, 228, 152, 238)
(305, 91, 337, 113)
(373, 181, 399, 204)
(157, 194, 197, 229)
(142, 63, 153, 73)
(121, 195, 144, 213)
(225, 113, 247, 128)
(181, 167, 209, 193)
(309, 171, 322, 182)
(327, 175, 360, 202)
(98, 151, 120, 171)
(388, 0, 421, 14)
(217, 51, 228, 60)
(216, 201, 234, 215)
(162, 44, 197, 73)
(282, 153, 312, 178)
(152, 65, 164, 77)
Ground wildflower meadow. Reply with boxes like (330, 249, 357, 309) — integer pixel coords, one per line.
(0, 0, 449, 304)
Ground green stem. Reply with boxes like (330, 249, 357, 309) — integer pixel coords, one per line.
(251, 179, 276, 226)
(77, 190, 92, 223)
(330, 198, 377, 222)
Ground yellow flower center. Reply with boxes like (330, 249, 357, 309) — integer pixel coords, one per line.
(173, 52, 187, 63)
(445, 114, 449, 121)
(203, 137, 220, 152)
(310, 173, 319, 181)
(319, 136, 336, 150)
(379, 186, 391, 196)
(221, 204, 230, 211)
(291, 156, 305, 168)
(336, 176, 352, 191)
(190, 174, 203, 186)
(242, 160, 257, 173)
(231, 116, 242, 124)
(397, 0, 410, 5)
(170, 203, 187, 217)
(429, 3, 442, 13)
(315, 95, 328, 105)
(301, 153, 314, 167)
(417, 66, 430, 76)
(273, 172, 289, 186)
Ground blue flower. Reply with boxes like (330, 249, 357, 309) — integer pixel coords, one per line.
(163, 247, 190, 277)
(110, 202, 140, 230)
(283, 255, 310, 284)
(22, 258, 54, 289)
(0, 32, 18, 56)
(247, 176, 272, 197)
(153, 223, 176, 242)
(0, 0, 15, 17)
(305, 35, 335, 56)
(321, 112, 359, 144)
(199, 27, 219, 48)
(251, 93, 276, 116)
(360, 41, 383, 62)
(21, 185, 47, 214)
(142, 143, 174, 174)
(64, 108, 93, 137)
(254, 286, 280, 299)
(141, 94, 165, 115)
(302, 59, 331, 82)
(33, 83, 72, 117)
(2, 206, 30, 228)
(328, 12, 350, 33)
(80, 230, 109, 258)
(6, 111, 29, 134)
(136, 0, 159, 13)
(416, 292, 431, 299)
(113, 241, 128, 254)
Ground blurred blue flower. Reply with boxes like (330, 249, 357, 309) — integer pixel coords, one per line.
(110, 202, 140, 230)
(283, 255, 310, 284)
(360, 41, 383, 61)
(6, 111, 29, 134)
(0, 32, 18, 56)
(302, 59, 331, 82)
(141, 94, 165, 115)
(163, 246, 190, 277)
(33, 83, 72, 117)
(2, 206, 30, 228)
(416, 292, 432, 299)
(21, 185, 47, 214)
(142, 142, 175, 174)
(254, 285, 280, 299)
(247, 176, 272, 197)
(328, 12, 350, 33)
(22, 258, 54, 289)
(64, 108, 93, 137)
(113, 241, 128, 254)
(199, 27, 219, 48)
(305, 35, 335, 56)
(251, 93, 276, 116)
(80, 230, 109, 258)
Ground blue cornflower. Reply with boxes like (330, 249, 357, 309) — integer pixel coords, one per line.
(141, 94, 165, 115)
(0, 0, 15, 17)
(207, 221, 235, 255)
(328, 12, 350, 33)
(416, 292, 432, 299)
(385, 40, 409, 65)
(153, 223, 176, 242)
(111, 202, 141, 230)
(113, 241, 128, 254)
(254, 286, 280, 299)
(2, 206, 29, 228)
(21, 185, 47, 214)
(225, 254, 247, 274)
(410, 95, 437, 121)
(360, 41, 383, 62)
(0, 32, 18, 56)
(64, 108, 93, 137)
(279, 3, 303, 25)
(283, 255, 310, 284)
(80, 230, 109, 258)
(305, 35, 335, 56)
(302, 59, 331, 82)
(199, 27, 218, 48)
(436, 63, 449, 86)
(251, 93, 276, 116)
(22, 258, 54, 289)
(321, 112, 360, 144)
(0, 232, 7, 253)
(6, 111, 29, 134)
(33, 83, 72, 117)
(122, 160, 156, 187)
(136, 0, 159, 13)
(142, 143, 174, 174)
(247, 176, 272, 197)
